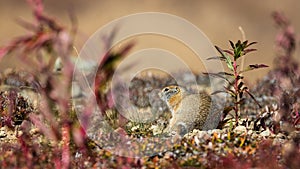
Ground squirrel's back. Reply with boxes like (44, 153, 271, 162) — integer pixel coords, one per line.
(172, 93, 211, 132)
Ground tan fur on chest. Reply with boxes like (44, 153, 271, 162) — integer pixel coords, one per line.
(167, 92, 182, 114)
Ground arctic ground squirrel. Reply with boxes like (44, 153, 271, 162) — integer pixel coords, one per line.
(159, 85, 214, 136)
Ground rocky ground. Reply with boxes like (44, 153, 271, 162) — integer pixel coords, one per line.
(1, 70, 299, 168)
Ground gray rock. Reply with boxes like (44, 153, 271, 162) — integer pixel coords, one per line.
(288, 130, 300, 142)
(260, 129, 271, 137)
(276, 133, 286, 139)
(247, 130, 253, 135)
(233, 126, 247, 135)
(207, 129, 222, 135)
(0, 127, 7, 138)
(273, 134, 287, 145)
(195, 131, 210, 143)
(251, 132, 260, 139)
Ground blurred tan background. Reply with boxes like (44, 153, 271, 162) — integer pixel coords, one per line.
(0, 0, 299, 84)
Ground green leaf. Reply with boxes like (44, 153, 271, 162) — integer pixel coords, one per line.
(215, 45, 234, 71)
(225, 54, 234, 71)
(234, 44, 244, 60)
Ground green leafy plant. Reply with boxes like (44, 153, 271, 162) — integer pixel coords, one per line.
(205, 40, 268, 126)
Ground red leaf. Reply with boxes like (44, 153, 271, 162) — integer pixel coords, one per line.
(211, 90, 228, 95)
(15, 17, 38, 32)
(246, 41, 257, 47)
(0, 47, 9, 60)
(245, 89, 262, 108)
(249, 64, 269, 69)
(27, 0, 44, 18)
(207, 56, 226, 61)
(26, 33, 52, 51)
(240, 64, 269, 73)
(229, 40, 235, 49)
(244, 48, 257, 54)
(203, 72, 231, 83)
(118, 41, 135, 57)
(223, 49, 234, 55)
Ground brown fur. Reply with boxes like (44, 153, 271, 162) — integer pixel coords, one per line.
(159, 85, 212, 136)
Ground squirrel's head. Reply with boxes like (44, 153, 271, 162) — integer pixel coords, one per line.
(159, 85, 185, 112)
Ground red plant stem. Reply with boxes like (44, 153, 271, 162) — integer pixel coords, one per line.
(233, 60, 239, 126)
(18, 135, 32, 168)
(61, 123, 70, 169)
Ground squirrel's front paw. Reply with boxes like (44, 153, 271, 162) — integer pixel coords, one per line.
(175, 122, 188, 136)
(165, 122, 188, 137)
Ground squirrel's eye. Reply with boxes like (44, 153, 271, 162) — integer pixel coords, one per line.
(164, 88, 169, 92)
